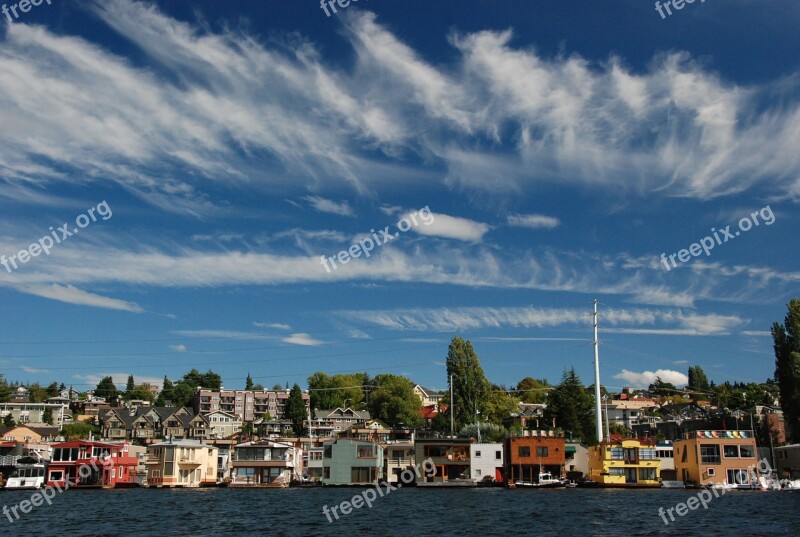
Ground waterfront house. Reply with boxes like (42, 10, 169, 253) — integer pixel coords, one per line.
(305, 444, 325, 481)
(385, 441, 416, 484)
(414, 438, 473, 486)
(470, 443, 504, 483)
(657, 441, 677, 481)
(674, 430, 758, 487)
(47, 440, 138, 488)
(565, 441, 589, 478)
(146, 439, 218, 487)
(505, 433, 565, 484)
(775, 444, 800, 480)
(323, 438, 383, 485)
(587, 437, 661, 487)
(230, 440, 301, 487)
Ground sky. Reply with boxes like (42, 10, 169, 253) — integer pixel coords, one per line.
(0, 0, 798, 395)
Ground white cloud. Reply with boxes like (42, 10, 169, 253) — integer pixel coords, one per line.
(673, 360, 690, 365)
(169, 344, 187, 352)
(507, 214, 560, 229)
(613, 369, 688, 389)
(73, 373, 164, 389)
(282, 332, 323, 346)
(21, 366, 49, 373)
(19, 284, 144, 313)
(410, 212, 489, 242)
(303, 196, 355, 217)
(254, 322, 291, 330)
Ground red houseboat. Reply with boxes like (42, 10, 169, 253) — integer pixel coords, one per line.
(46, 440, 139, 489)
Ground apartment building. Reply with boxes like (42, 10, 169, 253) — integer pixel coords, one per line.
(194, 388, 310, 422)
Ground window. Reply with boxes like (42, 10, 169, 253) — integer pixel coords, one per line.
(475, 469, 482, 476)
(724, 445, 739, 458)
(495, 451, 501, 460)
(609, 468, 625, 476)
(475, 450, 481, 458)
(519, 446, 531, 457)
(639, 468, 656, 481)
(639, 448, 657, 460)
(351, 467, 377, 483)
(700, 444, 720, 464)
(357, 446, 374, 458)
(610, 448, 624, 460)
(424, 446, 448, 458)
(739, 445, 754, 458)
(323, 467, 330, 479)
(48, 470, 63, 481)
(706, 467, 716, 476)
(536, 447, 548, 457)
(323, 446, 332, 458)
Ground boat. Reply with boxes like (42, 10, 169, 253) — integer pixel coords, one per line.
(514, 471, 566, 488)
(4, 456, 47, 490)
(782, 479, 800, 491)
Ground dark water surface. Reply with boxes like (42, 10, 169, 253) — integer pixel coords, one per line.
(2, 486, 799, 537)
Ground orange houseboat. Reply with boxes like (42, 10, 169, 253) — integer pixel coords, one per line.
(47, 440, 139, 489)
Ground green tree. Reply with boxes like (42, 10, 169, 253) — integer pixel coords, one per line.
(284, 384, 307, 435)
(687, 366, 710, 393)
(245, 374, 254, 390)
(27, 383, 47, 403)
(42, 407, 54, 425)
(307, 372, 366, 410)
(544, 368, 595, 443)
(46, 382, 60, 398)
(647, 377, 676, 397)
(62, 421, 98, 440)
(483, 386, 521, 425)
(95, 376, 118, 401)
(3, 413, 15, 427)
(446, 336, 491, 431)
(125, 375, 136, 398)
(773, 299, 800, 443)
(367, 374, 423, 428)
(0, 375, 11, 403)
(516, 377, 550, 404)
(272, 383, 284, 391)
(156, 376, 174, 406)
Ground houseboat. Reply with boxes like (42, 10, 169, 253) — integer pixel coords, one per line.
(4, 455, 47, 490)
(47, 440, 139, 489)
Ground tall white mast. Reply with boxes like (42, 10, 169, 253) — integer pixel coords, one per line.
(593, 299, 603, 443)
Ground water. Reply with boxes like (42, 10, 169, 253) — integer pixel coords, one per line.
(2, 487, 799, 536)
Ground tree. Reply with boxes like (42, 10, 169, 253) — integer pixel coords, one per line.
(516, 377, 550, 404)
(156, 376, 174, 406)
(284, 384, 307, 435)
(46, 382, 60, 398)
(27, 383, 47, 403)
(272, 383, 284, 391)
(62, 421, 98, 440)
(125, 375, 136, 398)
(307, 372, 366, 410)
(544, 368, 596, 443)
(245, 374, 254, 391)
(3, 413, 15, 427)
(252, 384, 265, 391)
(367, 374, 423, 428)
(0, 375, 11, 403)
(95, 377, 118, 401)
(42, 407, 54, 425)
(687, 366, 710, 393)
(483, 386, 521, 426)
(772, 298, 800, 442)
(446, 336, 491, 431)
(647, 377, 676, 397)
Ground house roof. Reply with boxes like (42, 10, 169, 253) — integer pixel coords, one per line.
(414, 385, 442, 397)
(314, 408, 370, 420)
(149, 439, 214, 448)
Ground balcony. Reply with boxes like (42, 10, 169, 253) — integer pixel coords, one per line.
(145, 456, 161, 465)
(178, 457, 201, 466)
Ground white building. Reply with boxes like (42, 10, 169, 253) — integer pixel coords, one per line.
(470, 443, 503, 483)
(0, 402, 69, 428)
(206, 410, 242, 439)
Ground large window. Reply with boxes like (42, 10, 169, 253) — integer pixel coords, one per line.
(52, 448, 78, 462)
(536, 447, 548, 458)
(739, 445, 755, 458)
(518, 446, 531, 457)
(639, 448, 657, 460)
(351, 467, 377, 483)
(700, 444, 720, 464)
(357, 446, 374, 458)
(609, 448, 624, 460)
(609, 468, 625, 476)
(724, 445, 739, 458)
(639, 468, 657, 481)
(425, 446, 448, 458)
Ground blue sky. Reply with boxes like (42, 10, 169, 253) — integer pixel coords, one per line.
(0, 0, 798, 394)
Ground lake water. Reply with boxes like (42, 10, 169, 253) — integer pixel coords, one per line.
(2, 487, 799, 536)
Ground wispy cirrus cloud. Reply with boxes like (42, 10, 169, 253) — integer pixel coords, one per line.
(282, 332, 323, 346)
(507, 214, 560, 229)
(303, 196, 356, 218)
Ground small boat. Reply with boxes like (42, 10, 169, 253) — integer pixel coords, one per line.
(782, 479, 800, 491)
(514, 471, 565, 488)
(4, 456, 47, 490)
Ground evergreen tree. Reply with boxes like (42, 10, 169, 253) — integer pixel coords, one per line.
(95, 376, 118, 401)
(772, 298, 800, 443)
(3, 413, 15, 427)
(245, 374, 254, 391)
(544, 368, 595, 442)
(284, 384, 307, 435)
(0, 375, 11, 403)
(688, 366, 710, 392)
(42, 407, 54, 425)
(445, 336, 491, 431)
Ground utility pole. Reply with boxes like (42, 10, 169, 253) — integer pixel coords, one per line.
(593, 299, 603, 443)
(450, 374, 454, 438)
